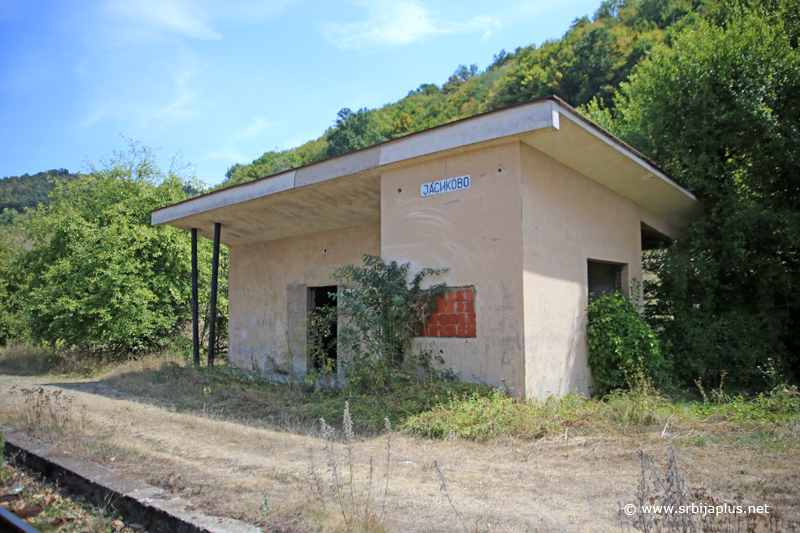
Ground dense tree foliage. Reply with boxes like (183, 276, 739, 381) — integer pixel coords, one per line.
(584, 2, 800, 387)
(0, 169, 80, 219)
(216, 139, 327, 191)
(0, 233, 24, 346)
(324, 108, 386, 159)
(220, 150, 304, 189)
(16, 142, 228, 357)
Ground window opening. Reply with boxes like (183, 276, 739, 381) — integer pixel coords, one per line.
(587, 261, 622, 301)
(641, 222, 672, 251)
(308, 285, 338, 372)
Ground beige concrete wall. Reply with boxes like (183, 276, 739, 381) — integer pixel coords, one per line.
(227, 222, 380, 374)
(520, 143, 678, 398)
(380, 143, 526, 394)
(226, 141, 684, 398)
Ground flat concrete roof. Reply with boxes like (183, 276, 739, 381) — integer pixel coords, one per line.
(152, 97, 702, 246)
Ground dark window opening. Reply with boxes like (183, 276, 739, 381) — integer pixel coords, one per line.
(588, 261, 623, 301)
(308, 286, 338, 373)
(641, 222, 672, 251)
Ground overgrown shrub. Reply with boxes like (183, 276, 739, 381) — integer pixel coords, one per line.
(329, 254, 450, 391)
(17, 140, 228, 359)
(586, 292, 666, 395)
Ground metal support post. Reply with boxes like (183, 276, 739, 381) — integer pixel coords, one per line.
(191, 228, 199, 365)
(208, 223, 221, 367)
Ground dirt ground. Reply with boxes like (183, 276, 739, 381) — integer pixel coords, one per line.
(1, 371, 798, 533)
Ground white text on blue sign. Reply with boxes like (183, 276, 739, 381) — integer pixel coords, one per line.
(420, 175, 471, 197)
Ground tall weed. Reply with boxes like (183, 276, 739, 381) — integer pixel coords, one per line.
(8, 386, 86, 437)
(308, 402, 392, 533)
(0, 344, 58, 375)
(619, 444, 782, 532)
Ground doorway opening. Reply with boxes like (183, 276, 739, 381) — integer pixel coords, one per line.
(307, 285, 338, 373)
(587, 260, 624, 301)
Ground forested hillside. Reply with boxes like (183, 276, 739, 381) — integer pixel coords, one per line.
(0, 169, 80, 224)
(220, 0, 703, 188)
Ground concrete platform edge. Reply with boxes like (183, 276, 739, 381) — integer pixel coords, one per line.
(1, 426, 261, 533)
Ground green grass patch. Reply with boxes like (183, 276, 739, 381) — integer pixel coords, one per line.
(113, 357, 800, 445)
(403, 382, 800, 445)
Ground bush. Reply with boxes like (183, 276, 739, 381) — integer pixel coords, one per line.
(17, 140, 227, 358)
(587, 292, 666, 395)
(329, 254, 449, 391)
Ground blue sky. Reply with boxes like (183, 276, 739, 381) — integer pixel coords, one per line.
(1, 0, 602, 186)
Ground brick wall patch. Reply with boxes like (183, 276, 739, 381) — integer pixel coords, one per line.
(420, 288, 476, 338)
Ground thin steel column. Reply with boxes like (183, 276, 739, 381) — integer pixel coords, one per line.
(208, 222, 221, 367)
(191, 228, 199, 365)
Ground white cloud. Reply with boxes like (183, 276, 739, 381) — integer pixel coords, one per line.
(103, 0, 297, 43)
(80, 51, 202, 129)
(234, 117, 274, 141)
(152, 62, 201, 121)
(211, 0, 296, 23)
(107, 0, 221, 41)
(322, 0, 500, 51)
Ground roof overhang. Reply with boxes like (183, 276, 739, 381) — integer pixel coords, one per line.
(152, 97, 702, 246)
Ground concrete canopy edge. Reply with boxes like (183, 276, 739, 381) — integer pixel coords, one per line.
(150, 97, 702, 236)
(150, 100, 561, 230)
(377, 100, 559, 166)
(150, 171, 295, 226)
(524, 106, 703, 230)
(558, 106, 699, 205)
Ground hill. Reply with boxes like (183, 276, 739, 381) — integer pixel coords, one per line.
(0, 169, 80, 223)
(218, 0, 702, 189)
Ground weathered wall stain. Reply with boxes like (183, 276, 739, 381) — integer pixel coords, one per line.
(383, 142, 525, 392)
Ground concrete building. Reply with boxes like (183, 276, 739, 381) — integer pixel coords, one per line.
(151, 96, 701, 398)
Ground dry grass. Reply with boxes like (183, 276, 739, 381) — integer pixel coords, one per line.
(0, 351, 798, 532)
(0, 345, 59, 375)
(307, 404, 393, 533)
(7, 386, 87, 438)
